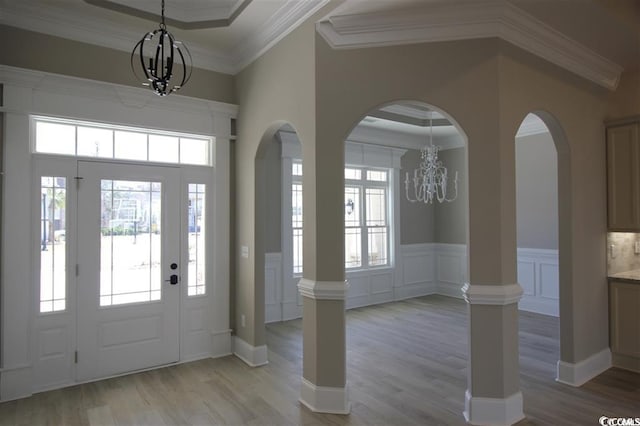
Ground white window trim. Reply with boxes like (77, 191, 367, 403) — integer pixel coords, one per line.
(344, 165, 392, 271)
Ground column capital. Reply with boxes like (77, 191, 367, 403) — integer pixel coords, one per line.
(462, 283, 523, 305)
(298, 279, 350, 300)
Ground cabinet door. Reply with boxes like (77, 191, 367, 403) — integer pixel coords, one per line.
(609, 281, 640, 372)
(607, 123, 640, 230)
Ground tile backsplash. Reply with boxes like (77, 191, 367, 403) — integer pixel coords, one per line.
(607, 232, 640, 274)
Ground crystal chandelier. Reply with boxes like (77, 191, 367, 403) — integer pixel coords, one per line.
(131, 0, 192, 96)
(405, 114, 458, 203)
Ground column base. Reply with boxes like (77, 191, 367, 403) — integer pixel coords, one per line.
(464, 390, 524, 426)
(299, 378, 350, 414)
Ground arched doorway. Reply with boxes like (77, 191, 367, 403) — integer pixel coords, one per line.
(514, 111, 573, 386)
(339, 100, 472, 422)
(241, 121, 303, 367)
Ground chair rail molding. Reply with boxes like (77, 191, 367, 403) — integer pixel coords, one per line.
(298, 279, 350, 300)
(462, 282, 524, 305)
(316, 0, 622, 90)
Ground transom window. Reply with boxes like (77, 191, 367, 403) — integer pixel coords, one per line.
(33, 116, 213, 166)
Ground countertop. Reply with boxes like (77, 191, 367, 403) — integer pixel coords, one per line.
(608, 269, 640, 283)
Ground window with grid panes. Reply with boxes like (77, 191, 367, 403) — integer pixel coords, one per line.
(344, 167, 390, 269)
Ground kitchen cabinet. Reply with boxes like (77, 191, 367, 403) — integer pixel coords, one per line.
(607, 119, 640, 230)
(609, 280, 640, 373)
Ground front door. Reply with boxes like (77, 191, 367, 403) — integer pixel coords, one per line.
(76, 161, 180, 381)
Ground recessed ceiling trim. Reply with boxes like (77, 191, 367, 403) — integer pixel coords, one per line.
(316, 0, 622, 90)
(83, 0, 253, 30)
(0, 1, 235, 74)
(368, 111, 451, 127)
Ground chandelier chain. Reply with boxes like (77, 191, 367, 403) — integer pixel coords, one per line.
(160, 0, 166, 29)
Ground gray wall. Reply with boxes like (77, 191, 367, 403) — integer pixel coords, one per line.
(400, 149, 435, 244)
(0, 24, 236, 104)
(264, 137, 282, 253)
(516, 132, 558, 250)
(401, 147, 468, 245)
(435, 147, 468, 244)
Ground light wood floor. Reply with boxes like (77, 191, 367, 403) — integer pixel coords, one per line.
(1, 295, 638, 425)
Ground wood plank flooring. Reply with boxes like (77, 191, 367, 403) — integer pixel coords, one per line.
(1, 295, 638, 425)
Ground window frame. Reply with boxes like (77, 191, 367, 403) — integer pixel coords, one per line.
(292, 160, 304, 276)
(31, 115, 214, 167)
(286, 161, 394, 274)
(32, 157, 78, 316)
(344, 165, 392, 271)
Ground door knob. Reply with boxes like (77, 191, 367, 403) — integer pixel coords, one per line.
(166, 274, 179, 285)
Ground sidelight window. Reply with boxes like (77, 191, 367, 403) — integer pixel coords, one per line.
(39, 176, 67, 313)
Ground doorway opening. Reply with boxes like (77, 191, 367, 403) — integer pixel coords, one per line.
(515, 112, 564, 383)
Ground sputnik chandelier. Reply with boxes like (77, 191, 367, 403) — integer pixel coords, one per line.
(131, 0, 192, 96)
(405, 113, 458, 204)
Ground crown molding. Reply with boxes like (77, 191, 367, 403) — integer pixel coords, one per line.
(231, 0, 329, 72)
(348, 122, 464, 151)
(316, 0, 622, 90)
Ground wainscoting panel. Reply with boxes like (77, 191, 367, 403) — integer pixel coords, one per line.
(395, 244, 437, 300)
(517, 248, 559, 317)
(517, 260, 536, 296)
(265, 253, 283, 324)
(436, 244, 467, 299)
(265, 245, 558, 323)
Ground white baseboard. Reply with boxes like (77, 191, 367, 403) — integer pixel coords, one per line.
(233, 337, 268, 367)
(299, 378, 350, 414)
(437, 281, 465, 299)
(519, 295, 559, 317)
(556, 348, 611, 387)
(282, 300, 302, 321)
(464, 390, 524, 426)
(211, 329, 233, 358)
(394, 282, 437, 301)
(0, 364, 33, 402)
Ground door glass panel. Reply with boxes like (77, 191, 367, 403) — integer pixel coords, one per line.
(40, 176, 67, 313)
(187, 184, 206, 296)
(100, 179, 161, 306)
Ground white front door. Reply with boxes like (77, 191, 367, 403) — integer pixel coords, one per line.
(76, 161, 181, 381)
